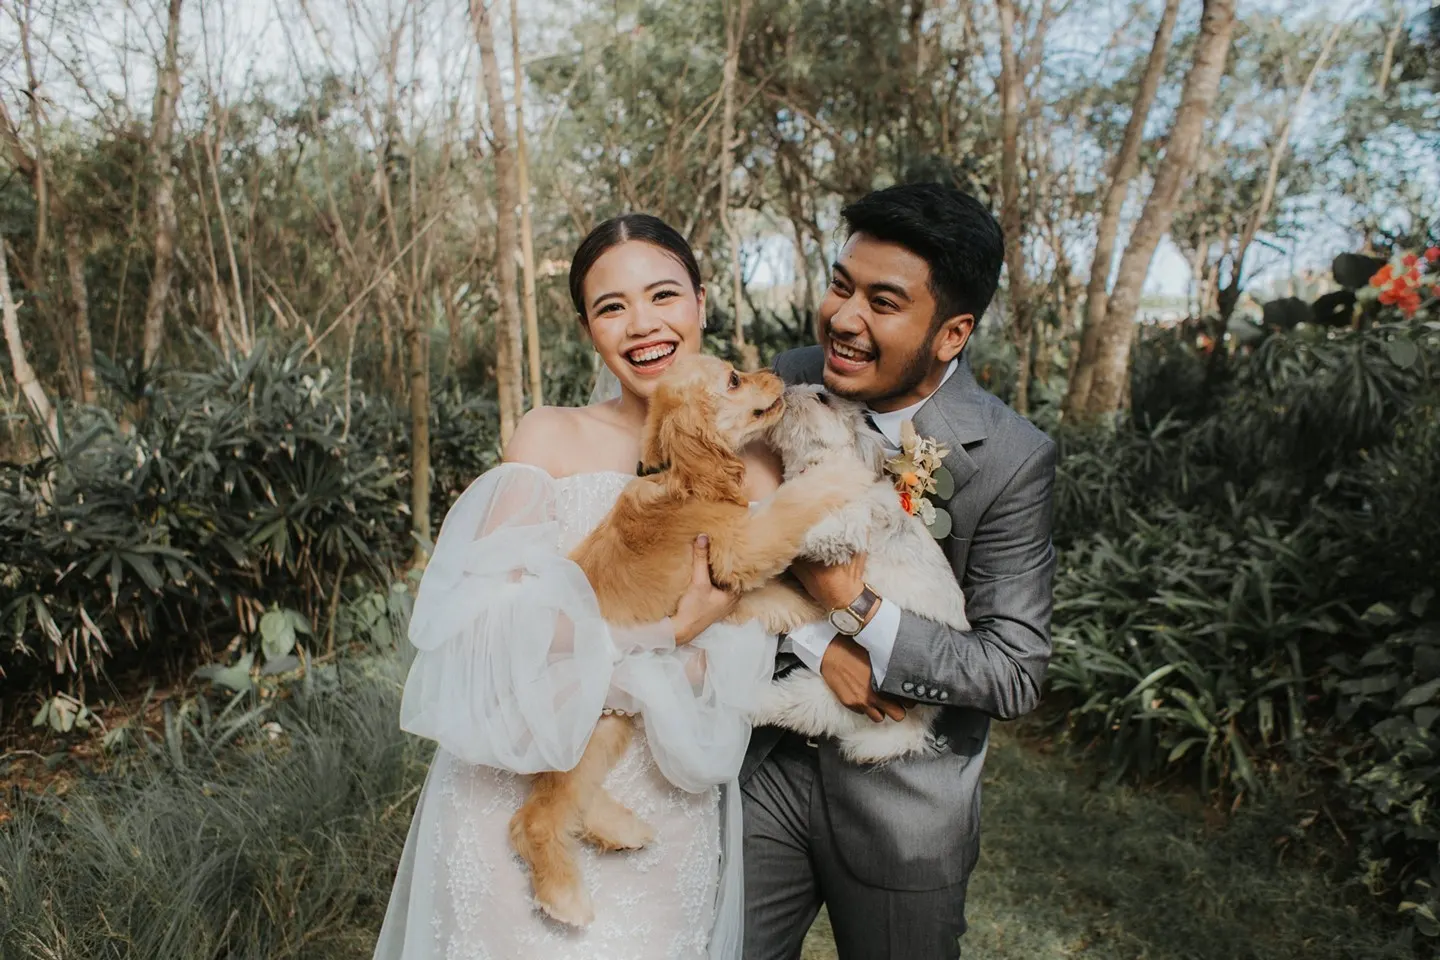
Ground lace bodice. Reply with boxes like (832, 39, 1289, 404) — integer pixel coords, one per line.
(376, 466, 765, 960)
(553, 471, 634, 551)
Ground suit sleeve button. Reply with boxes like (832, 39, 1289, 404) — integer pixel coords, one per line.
(902, 681, 915, 693)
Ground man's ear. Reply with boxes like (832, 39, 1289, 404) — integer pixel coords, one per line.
(934, 313, 975, 363)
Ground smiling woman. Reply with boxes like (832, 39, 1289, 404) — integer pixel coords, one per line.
(569, 213, 708, 396)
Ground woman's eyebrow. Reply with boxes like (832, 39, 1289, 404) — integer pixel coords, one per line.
(591, 279, 683, 308)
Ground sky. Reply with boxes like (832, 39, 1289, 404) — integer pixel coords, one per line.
(3, 0, 1428, 316)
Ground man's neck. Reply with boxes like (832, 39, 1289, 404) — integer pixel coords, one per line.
(867, 358, 958, 414)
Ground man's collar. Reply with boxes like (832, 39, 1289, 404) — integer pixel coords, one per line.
(866, 359, 959, 449)
(913, 352, 989, 447)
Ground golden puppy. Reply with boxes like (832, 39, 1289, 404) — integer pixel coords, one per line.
(508, 354, 867, 926)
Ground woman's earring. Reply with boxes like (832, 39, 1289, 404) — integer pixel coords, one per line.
(701, 316, 708, 331)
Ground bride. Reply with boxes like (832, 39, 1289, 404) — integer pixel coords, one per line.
(373, 214, 784, 960)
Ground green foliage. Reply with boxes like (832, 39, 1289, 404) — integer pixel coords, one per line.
(1050, 315, 1440, 940)
(0, 337, 501, 689)
(0, 656, 422, 960)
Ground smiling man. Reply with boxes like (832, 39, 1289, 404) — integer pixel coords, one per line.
(740, 182, 1058, 960)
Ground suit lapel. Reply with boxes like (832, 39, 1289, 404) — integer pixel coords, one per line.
(911, 355, 988, 501)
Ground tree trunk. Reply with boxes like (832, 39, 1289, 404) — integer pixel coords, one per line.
(511, 0, 543, 407)
(405, 287, 431, 566)
(1, 241, 58, 451)
(473, 0, 525, 445)
(1079, 0, 1236, 420)
(1216, 20, 1342, 321)
(1378, 13, 1404, 97)
(140, 0, 184, 371)
(1062, 0, 1180, 419)
(995, 0, 1031, 414)
(63, 222, 96, 404)
(719, 0, 756, 370)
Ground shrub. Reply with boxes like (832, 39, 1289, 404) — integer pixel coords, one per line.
(0, 339, 408, 689)
(1049, 311, 1440, 940)
(0, 654, 424, 960)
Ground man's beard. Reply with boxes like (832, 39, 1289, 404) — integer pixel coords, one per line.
(825, 338, 934, 405)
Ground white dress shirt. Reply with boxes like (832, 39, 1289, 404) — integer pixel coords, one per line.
(782, 359, 959, 685)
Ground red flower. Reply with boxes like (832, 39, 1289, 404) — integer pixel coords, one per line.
(1373, 264, 1395, 285)
(899, 491, 914, 515)
(1403, 253, 1419, 267)
(1408, 268, 1422, 283)
(1379, 288, 1397, 305)
(1426, 247, 1440, 262)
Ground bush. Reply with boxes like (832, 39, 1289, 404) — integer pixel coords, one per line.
(0, 654, 424, 959)
(0, 339, 409, 690)
(1048, 311, 1440, 940)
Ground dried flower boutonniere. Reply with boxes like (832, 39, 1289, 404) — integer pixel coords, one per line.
(883, 420, 955, 540)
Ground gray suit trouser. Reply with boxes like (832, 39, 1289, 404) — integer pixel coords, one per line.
(741, 733, 968, 960)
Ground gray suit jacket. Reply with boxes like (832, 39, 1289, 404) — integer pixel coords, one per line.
(741, 346, 1057, 891)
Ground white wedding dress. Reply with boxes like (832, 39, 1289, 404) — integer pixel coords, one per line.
(373, 464, 776, 960)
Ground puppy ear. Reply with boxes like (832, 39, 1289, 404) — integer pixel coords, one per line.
(653, 389, 747, 503)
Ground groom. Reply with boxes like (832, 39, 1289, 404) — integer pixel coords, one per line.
(741, 182, 1057, 959)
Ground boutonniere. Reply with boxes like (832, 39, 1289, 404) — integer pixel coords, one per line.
(883, 420, 955, 540)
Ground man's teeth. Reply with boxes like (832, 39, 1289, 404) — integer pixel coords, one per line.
(629, 344, 676, 363)
(832, 342, 872, 362)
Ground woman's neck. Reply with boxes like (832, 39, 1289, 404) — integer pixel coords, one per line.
(611, 385, 649, 430)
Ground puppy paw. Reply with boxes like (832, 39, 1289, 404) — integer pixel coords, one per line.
(535, 878, 595, 928)
(581, 801, 655, 852)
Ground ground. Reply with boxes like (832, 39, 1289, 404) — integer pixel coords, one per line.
(797, 724, 1409, 960)
(0, 693, 1414, 958)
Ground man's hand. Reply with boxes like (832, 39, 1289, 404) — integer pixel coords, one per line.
(792, 553, 869, 613)
(820, 636, 910, 723)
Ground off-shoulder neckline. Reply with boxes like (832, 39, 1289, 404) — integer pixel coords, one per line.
(495, 461, 634, 483)
(552, 469, 634, 483)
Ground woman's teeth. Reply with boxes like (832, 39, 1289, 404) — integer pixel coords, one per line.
(628, 344, 676, 364)
(832, 341, 872, 362)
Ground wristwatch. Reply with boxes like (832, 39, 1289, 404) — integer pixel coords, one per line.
(828, 585, 880, 637)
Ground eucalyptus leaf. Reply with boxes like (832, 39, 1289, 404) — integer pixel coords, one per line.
(932, 466, 955, 501)
(926, 509, 952, 541)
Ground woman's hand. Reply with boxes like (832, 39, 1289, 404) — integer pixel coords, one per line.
(672, 535, 740, 645)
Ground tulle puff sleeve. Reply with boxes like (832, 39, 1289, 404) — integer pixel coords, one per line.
(399, 463, 777, 789)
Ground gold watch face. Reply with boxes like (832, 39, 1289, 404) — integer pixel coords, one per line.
(829, 609, 863, 635)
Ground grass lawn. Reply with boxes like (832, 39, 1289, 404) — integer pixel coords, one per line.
(2, 666, 1414, 959)
(799, 724, 1410, 960)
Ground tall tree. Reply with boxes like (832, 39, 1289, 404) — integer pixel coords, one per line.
(511, 0, 543, 407)
(1062, 0, 1181, 420)
(995, 0, 1031, 414)
(1071, 0, 1238, 419)
(472, 0, 526, 444)
(1, 241, 57, 451)
(140, 0, 185, 371)
(719, 0, 756, 370)
(0, 96, 96, 405)
(1214, 19, 1343, 320)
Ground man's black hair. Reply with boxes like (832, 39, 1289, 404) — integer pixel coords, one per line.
(840, 182, 1004, 328)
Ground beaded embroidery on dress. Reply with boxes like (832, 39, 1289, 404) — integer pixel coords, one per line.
(374, 468, 771, 960)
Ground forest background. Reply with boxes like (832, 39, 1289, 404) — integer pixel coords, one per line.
(1, 0, 1439, 956)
